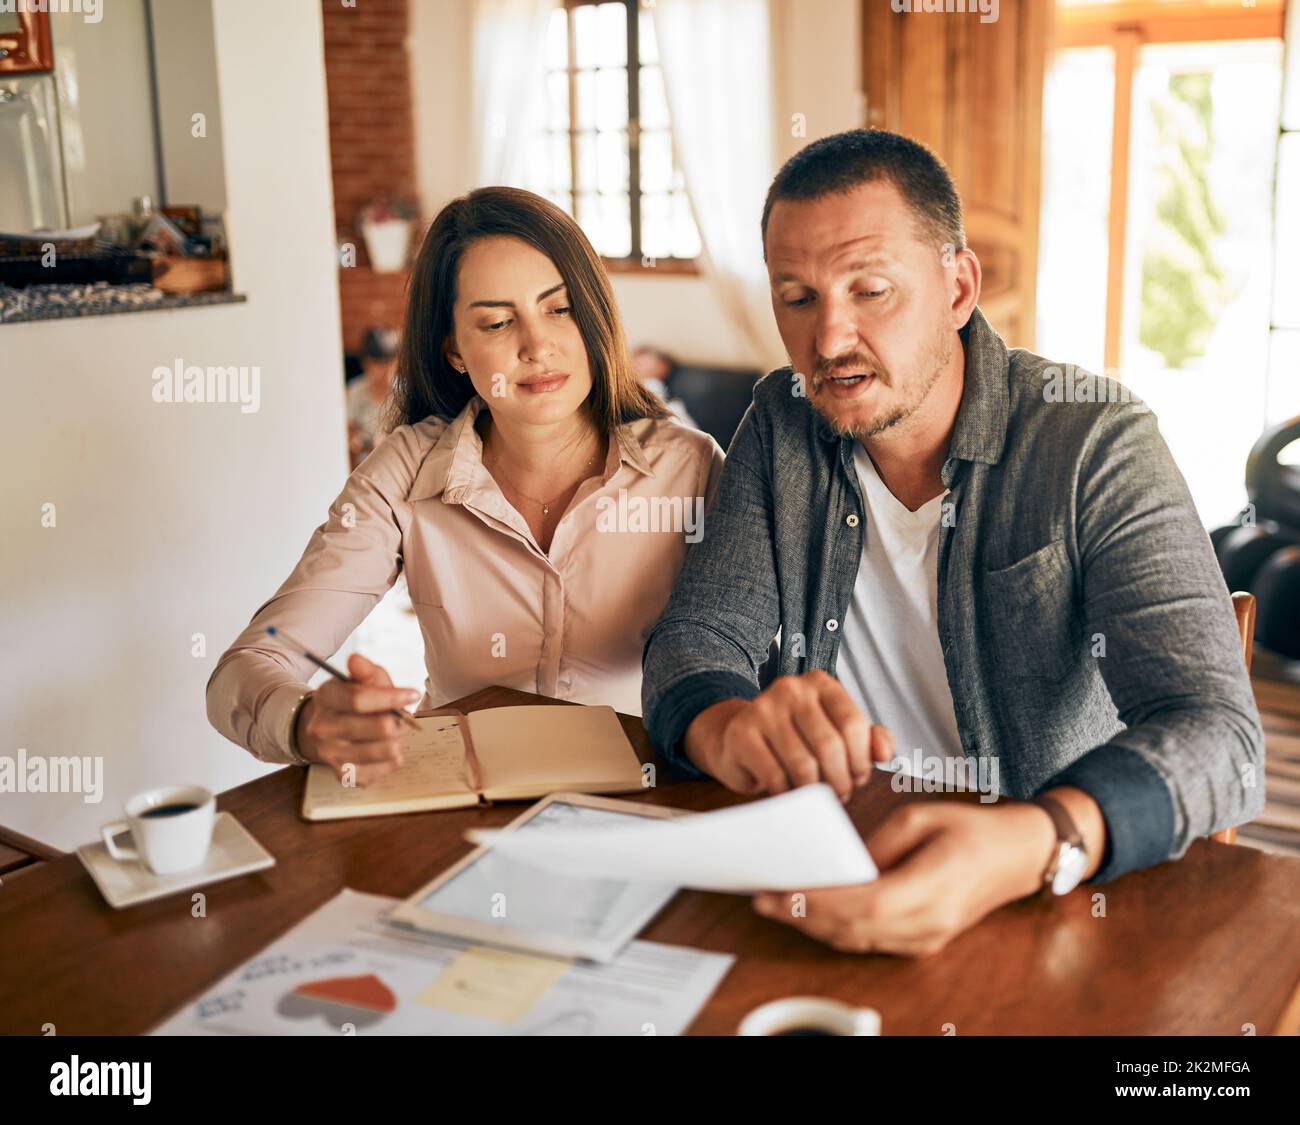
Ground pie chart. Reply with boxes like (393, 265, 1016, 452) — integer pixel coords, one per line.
(276, 973, 398, 1031)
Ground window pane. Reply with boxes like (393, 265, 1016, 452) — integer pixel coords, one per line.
(639, 6, 659, 66)
(642, 191, 699, 261)
(1284, 0, 1300, 132)
(575, 70, 597, 130)
(575, 132, 598, 194)
(640, 129, 673, 193)
(545, 7, 568, 70)
(671, 192, 701, 259)
(573, 4, 599, 69)
(1273, 132, 1300, 330)
(1267, 330, 1300, 426)
(639, 64, 670, 130)
(1037, 46, 1114, 375)
(596, 1, 627, 68)
(596, 67, 628, 132)
(1115, 39, 1285, 528)
(597, 131, 629, 194)
(640, 193, 670, 260)
(598, 192, 631, 258)
(1123, 40, 1282, 375)
(579, 191, 629, 259)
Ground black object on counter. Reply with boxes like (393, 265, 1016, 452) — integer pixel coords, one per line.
(0, 242, 155, 288)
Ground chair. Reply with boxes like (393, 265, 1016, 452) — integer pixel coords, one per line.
(1208, 591, 1257, 846)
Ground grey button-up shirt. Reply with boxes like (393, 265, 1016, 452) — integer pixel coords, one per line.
(642, 307, 1265, 883)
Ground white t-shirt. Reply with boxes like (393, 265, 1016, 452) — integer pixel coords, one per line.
(835, 443, 964, 775)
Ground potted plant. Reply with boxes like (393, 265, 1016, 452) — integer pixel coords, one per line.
(357, 196, 418, 274)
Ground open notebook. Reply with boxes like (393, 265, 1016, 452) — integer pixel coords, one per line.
(301, 704, 646, 821)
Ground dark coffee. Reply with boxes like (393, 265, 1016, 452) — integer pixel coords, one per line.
(140, 802, 200, 819)
(774, 1026, 838, 1036)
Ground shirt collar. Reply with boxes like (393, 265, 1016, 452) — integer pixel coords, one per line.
(406, 395, 656, 504)
(816, 304, 1010, 471)
(945, 305, 1009, 468)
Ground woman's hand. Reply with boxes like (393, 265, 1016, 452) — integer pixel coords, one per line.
(295, 653, 421, 785)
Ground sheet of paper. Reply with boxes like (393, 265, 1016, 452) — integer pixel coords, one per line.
(150, 889, 733, 1036)
(466, 784, 878, 892)
(415, 946, 570, 1023)
(306, 715, 468, 808)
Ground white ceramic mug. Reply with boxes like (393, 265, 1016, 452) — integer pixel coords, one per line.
(739, 996, 882, 1037)
(101, 785, 215, 875)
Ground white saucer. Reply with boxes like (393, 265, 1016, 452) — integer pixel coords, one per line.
(76, 812, 275, 909)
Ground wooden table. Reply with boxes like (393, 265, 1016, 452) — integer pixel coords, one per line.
(3, 686, 1299, 1036)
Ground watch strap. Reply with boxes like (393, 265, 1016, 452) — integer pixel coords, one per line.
(1029, 794, 1085, 893)
(1031, 794, 1084, 847)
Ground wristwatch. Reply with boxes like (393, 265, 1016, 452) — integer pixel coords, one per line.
(1029, 794, 1089, 895)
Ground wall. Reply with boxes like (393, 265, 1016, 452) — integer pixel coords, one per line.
(323, 0, 418, 352)
(410, 0, 474, 215)
(1, 0, 347, 852)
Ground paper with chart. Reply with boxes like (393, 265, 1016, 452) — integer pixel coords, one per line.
(466, 784, 878, 892)
(149, 889, 733, 1036)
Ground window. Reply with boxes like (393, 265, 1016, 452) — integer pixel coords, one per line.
(1038, 0, 1288, 526)
(528, 0, 701, 272)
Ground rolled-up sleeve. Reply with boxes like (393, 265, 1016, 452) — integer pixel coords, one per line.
(205, 427, 420, 764)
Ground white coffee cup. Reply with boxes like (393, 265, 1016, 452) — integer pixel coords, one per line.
(739, 996, 882, 1037)
(101, 785, 215, 875)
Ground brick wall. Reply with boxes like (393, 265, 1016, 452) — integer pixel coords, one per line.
(321, 0, 417, 353)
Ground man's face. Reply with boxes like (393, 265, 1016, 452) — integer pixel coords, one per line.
(765, 179, 959, 440)
(363, 357, 396, 394)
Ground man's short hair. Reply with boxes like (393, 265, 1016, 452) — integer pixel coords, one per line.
(761, 128, 967, 259)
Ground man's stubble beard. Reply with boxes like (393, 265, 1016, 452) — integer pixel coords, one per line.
(809, 317, 954, 441)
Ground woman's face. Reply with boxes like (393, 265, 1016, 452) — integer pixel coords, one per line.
(446, 235, 594, 427)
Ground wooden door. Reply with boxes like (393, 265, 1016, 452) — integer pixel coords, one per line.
(860, 0, 1052, 349)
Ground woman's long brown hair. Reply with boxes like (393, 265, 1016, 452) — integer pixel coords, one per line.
(385, 186, 668, 433)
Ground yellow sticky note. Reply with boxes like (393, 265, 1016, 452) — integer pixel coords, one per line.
(415, 946, 570, 1024)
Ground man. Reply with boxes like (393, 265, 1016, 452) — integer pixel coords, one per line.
(347, 326, 399, 470)
(641, 129, 1264, 956)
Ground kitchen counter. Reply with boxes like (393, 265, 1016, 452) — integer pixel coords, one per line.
(0, 282, 247, 324)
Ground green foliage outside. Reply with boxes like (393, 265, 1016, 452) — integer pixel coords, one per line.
(1139, 72, 1230, 369)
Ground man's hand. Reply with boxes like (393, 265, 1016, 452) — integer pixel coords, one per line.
(752, 799, 1058, 956)
(683, 671, 895, 802)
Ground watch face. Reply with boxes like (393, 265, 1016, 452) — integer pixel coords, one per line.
(1052, 844, 1088, 894)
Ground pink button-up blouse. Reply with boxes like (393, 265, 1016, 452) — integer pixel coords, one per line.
(206, 395, 725, 765)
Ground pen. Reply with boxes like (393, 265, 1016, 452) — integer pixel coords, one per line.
(265, 626, 422, 732)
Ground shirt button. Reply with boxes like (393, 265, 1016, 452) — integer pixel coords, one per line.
(846, 514, 859, 527)
(826, 618, 839, 632)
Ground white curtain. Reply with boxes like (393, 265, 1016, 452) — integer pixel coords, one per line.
(471, 0, 559, 186)
(651, 0, 787, 369)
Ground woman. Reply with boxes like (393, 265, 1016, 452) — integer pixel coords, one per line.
(206, 187, 723, 784)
